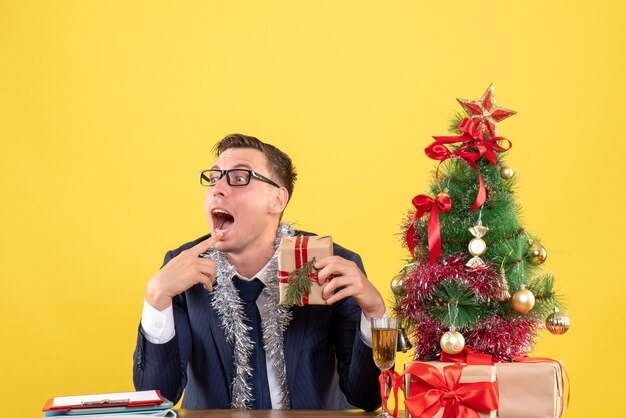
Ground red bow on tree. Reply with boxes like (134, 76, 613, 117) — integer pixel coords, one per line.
(425, 118, 512, 211)
(403, 362, 499, 418)
(406, 193, 452, 265)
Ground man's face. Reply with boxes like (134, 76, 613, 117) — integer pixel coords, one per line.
(204, 147, 286, 255)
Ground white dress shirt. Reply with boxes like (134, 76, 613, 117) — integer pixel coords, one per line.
(141, 256, 376, 409)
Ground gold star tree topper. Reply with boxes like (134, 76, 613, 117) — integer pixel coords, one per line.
(457, 84, 516, 138)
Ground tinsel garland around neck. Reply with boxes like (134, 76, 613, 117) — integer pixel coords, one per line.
(200, 222, 295, 409)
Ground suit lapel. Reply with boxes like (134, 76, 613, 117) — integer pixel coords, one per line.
(204, 290, 234, 390)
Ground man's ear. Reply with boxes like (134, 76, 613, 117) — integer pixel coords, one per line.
(269, 187, 289, 215)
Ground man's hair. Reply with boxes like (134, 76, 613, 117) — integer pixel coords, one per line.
(213, 133, 297, 199)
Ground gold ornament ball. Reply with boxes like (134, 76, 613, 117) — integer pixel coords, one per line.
(500, 166, 515, 179)
(440, 330, 465, 355)
(511, 286, 536, 313)
(546, 309, 570, 335)
(529, 242, 548, 264)
(390, 273, 406, 296)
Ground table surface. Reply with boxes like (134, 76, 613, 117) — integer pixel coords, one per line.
(177, 409, 398, 417)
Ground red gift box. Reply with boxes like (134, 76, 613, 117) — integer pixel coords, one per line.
(403, 361, 498, 418)
(403, 356, 567, 418)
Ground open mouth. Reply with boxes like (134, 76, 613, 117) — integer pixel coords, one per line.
(211, 208, 235, 233)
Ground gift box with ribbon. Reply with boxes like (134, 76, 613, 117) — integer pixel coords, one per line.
(277, 235, 332, 306)
(417, 348, 567, 418)
(403, 361, 498, 418)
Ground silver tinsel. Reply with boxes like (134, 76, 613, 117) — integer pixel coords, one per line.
(200, 223, 295, 409)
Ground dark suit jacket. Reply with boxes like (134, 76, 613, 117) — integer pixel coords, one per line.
(133, 233, 381, 411)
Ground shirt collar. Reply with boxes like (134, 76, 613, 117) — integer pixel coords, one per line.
(232, 248, 278, 286)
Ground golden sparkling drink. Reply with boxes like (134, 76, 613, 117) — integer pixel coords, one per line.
(372, 328, 397, 370)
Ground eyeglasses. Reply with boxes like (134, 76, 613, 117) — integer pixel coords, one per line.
(200, 169, 281, 188)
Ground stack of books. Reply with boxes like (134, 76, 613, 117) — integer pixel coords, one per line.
(42, 390, 175, 417)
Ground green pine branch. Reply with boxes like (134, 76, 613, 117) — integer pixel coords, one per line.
(448, 112, 466, 134)
(281, 259, 316, 307)
(528, 273, 562, 319)
(429, 281, 490, 329)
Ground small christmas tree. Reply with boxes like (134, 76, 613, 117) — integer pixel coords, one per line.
(394, 84, 570, 361)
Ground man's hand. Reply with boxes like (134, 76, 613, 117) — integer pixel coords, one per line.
(146, 231, 223, 311)
(316, 256, 386, 319)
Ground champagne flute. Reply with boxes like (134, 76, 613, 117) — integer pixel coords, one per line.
(371, 317, 398, 418)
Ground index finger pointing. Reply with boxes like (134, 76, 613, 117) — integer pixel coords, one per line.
(189, 231, 224, 256)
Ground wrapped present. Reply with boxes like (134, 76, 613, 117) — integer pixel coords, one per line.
(277, 235, 332, 306)
(429, 348, 567, 418)
(403, 361, 498, 418)
(496, 359, 566, 418)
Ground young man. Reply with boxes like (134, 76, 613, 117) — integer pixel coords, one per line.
(133, 134, 385, 410)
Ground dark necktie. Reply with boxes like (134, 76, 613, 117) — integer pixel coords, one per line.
(232, 277, 272, 409)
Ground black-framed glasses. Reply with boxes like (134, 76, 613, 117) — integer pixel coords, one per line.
(200, 169, 281, 188)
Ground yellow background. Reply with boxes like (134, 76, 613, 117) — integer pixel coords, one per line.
(1, 1, 623, 416)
